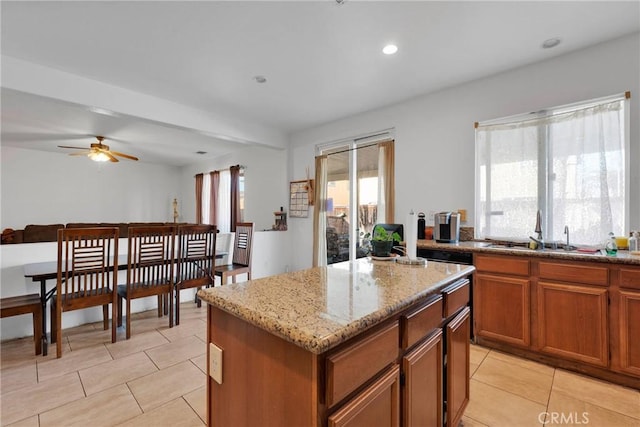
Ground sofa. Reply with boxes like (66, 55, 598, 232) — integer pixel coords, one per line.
(1, 222, 183, 244)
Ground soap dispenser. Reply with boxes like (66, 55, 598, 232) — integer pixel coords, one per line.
(628, 231, 639, 252)
(605, 232, 618, 256)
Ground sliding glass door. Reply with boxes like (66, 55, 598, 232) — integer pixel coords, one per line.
(324, 143, 380, 265)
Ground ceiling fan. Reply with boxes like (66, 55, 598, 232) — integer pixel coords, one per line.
(58, 136, 139, 162)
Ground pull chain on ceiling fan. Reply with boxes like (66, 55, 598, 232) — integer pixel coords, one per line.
(58, 136, 139, 162)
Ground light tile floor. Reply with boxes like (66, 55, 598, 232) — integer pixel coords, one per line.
(1, 304, 639, 426)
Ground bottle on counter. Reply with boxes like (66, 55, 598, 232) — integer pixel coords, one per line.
(605, 232, 618, 256)
(417, 212, 426, 239)
(628, 231, 639, 252)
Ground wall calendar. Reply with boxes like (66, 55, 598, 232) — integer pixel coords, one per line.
(289, 179, 313, 218)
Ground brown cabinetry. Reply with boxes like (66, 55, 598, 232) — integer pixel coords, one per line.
(329, 365, 400, 427)
(445, 307, 470, 427)
(537, 281, 608, 367)
(402, 329, 443, 426)
(473, 254, 640, 388)
(474, 255, 530, 347)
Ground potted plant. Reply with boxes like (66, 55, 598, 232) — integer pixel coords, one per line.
(369, 226, 402, 257)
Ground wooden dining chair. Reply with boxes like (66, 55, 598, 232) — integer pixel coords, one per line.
(175, 224, 217, 325)
(214, 222, 254, 285)
(117, 225, 175, 339)
(51, 227, 119, 358)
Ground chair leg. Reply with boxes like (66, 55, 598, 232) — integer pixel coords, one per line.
(168, 290, 174, 329)
(56, 302, 63, 358)
(126, 298, 131, 340)
(117, 296, 123, 327)
(50, 302, 57, 344)
(175, 286, 181, 326)
(111, 300, 117, 344)
(157, 295, 163, 318)
(32, 308, 42, 355)
(102, 304, 109, 330)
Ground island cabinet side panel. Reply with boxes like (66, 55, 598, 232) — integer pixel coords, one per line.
(207, 306, 319, 427)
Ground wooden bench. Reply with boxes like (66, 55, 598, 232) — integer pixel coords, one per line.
(1, 294, 43, 355)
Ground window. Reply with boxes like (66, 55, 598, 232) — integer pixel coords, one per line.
(475, 94, 629, 246)
(196, 166, 244, 232)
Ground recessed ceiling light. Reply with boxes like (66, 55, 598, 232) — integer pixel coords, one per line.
(382, 44, 398, 55)
(253, 75, 267, 83)
(542, 38, 561, 49)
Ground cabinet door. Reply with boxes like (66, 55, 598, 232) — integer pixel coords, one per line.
(537, 281, 608, 367)
(475, 274, 530, 347)
(328, 365, 400, 427)
(446, 307, 470, 427)
(402, 330, 443, 427)
(618, 290, 640, 376)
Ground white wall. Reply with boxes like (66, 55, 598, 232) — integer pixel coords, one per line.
(1, 146, 182, 228)
(288, 33, 640, 272)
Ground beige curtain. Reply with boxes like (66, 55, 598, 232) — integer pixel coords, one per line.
(377, 140, 395, 223)
(230, 165, 241, 232)
(195, 173, 203, 224)
(312, 155, 328, 267)
(209, 171, 219, 226)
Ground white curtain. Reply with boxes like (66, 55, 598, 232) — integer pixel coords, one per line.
(201, 173, 211, 225)
(217, 170, 231, 233)
(476, 97, 626, 245)
(313, 155, 328, 267)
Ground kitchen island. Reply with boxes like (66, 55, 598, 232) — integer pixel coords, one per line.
(198, 257, 475, 427)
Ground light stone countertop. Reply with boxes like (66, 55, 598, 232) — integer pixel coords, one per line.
(198, 257, 475, 354)
(417, 240, 640, 265)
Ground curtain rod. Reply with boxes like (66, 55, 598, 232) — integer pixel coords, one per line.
(194, 164, 245, 178)
(324, 138, 394, 157)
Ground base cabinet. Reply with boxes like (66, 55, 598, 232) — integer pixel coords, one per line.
(617, 289, 640, 376)
(445, 307, 470, 427)
(329, 365, 400, 427)
(475, 274, 530, 347)
(402, 330, 443, 427)
(537, 281, 608, 367)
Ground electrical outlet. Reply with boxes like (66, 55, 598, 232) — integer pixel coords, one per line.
(458, 209, 467, 222)
(209, 343, 223, 385)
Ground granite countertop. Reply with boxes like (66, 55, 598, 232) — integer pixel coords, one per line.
(417, 240, 640, 266)
(198, 258, 475, 354)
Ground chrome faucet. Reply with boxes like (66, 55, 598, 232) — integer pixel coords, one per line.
(529, 210, 544, 250)
(563, 225, 577, 251)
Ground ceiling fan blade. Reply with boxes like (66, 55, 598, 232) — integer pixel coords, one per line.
(69, 151, 92, 156)
(105, 152, 119, 162)
(109, 150, 139, 161)
(58, 145, 89, 150)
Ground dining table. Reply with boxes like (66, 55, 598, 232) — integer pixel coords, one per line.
(23, 252, 227, 356)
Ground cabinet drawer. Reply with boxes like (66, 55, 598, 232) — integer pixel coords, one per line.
(539, 262, 608, 286)
(442, 280, 469, 318)
(620, 268, 640, 290)
(327, 321, 399, 408)
(475, 255, 530, 276)
(328, 365, 400, 427)
(401, 296, 443, 350)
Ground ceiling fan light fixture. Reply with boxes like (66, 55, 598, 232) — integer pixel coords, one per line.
(88, 151, 111, 162)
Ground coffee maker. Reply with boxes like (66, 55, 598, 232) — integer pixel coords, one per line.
(434, 212, 461, 243)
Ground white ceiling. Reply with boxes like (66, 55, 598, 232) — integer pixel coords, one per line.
(1, 1, 639, 166)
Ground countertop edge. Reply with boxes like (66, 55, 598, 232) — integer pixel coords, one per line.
(199, 265, 475, 354)
(417, 240, 640, 265)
